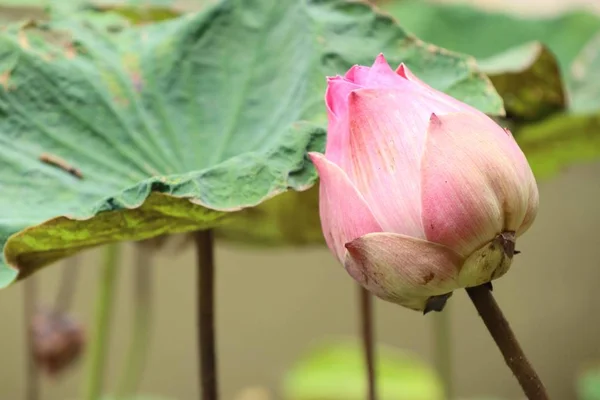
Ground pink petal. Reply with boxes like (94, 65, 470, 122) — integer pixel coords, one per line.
(396, 63, 423, 82)
(421, 113, 537, 257)
(517, 167, 539, 237)
(344, 65, 370, 85)
(325, 76, 361, 119)
(500, 129, 540, 237)
(364, 53, 406, 88)
(395, 63, 482, 115)
(345, 54, 408, 88)
(324, 77, 361, 167)
(344, 232, 463, 311)
(308, 152, 382, 263)
(345, 88, 432, 237)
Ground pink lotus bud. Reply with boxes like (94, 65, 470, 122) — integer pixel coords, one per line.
(310, 54, 539, 312)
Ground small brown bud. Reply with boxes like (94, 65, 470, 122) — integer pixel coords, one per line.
(30, 309, 85, 376)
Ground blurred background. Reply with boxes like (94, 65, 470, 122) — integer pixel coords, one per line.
(1, 0, 600, 399)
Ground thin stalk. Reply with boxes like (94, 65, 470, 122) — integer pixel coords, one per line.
(83, 244, 121, 400)
(359, 286, 376, 400)
(55, 255, 79, 312)
(466, 285, 549, 400)
(116, 243, 153, 398)
(24, 277, 39, 400)
(433, 307, 453, 399)
(194, 230, 218, 400)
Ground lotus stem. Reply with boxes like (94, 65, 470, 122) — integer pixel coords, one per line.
(359, 286, 377, 400)
(55, 255, 79, 312)
(24, 277, 39, 400)
(195, 230, 218, 400)
(433, 307, 453, 399)
(466, 284, 549, 400)
(116, 243, 153, 398)
(83, 244, 121, 400)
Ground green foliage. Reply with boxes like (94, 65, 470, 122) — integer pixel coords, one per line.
(100, 396, 176, 400)
(514, 113, 600, 178)
(283, 341, 443, 400)
(0, 0, 50, 5)
(478, 42, 565, 120)
(0, 0, 501, 284)
(569, 32, 600, 113)
(509, 26, 600, 178)
(381, 0, 600, 75)
(578, 365, 600, 400)
(380, 0, 600, 114)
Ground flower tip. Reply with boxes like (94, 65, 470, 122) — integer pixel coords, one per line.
(429, 113, 442, 127)
(307, 151, 323, 163)
(395, 63, 422, 83)
(395, 63, 408, 78)
(344, 239, 362, 257)
(347, 88, 375, 103)
(373, 53, 388, 66)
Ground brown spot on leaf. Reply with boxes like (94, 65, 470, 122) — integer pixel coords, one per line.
(131, 72, 143, 92)
(64, 43, 77, 60)
(0, 71, 11, 90)
(39, 153, 83, 179)
(18, 30, 30, 50)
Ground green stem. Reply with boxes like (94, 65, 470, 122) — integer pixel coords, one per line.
(116, 243, 153, 398)
(83, 244, 121, 400)
(433, 307, 453, 399)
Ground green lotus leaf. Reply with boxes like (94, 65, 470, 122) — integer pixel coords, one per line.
(508, 35, 600, 180)
(478, 42, 565, 120)
(0, 0, 502, 285)
(569, 32, 600, 113)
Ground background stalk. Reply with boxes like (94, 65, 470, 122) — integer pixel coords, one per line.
(83, 244, 121, 400)
(466, 285, 549, 400)
(55, 255, 79, 312)
(24, 277, 39, 400)
(116, 243, 153, 398)
(359, 286, 376, 400)
(195, 230, 218, 400)
(433, 307, 453, 399)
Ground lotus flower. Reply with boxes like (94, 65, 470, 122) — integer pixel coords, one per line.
(309, 54, 539, 312)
